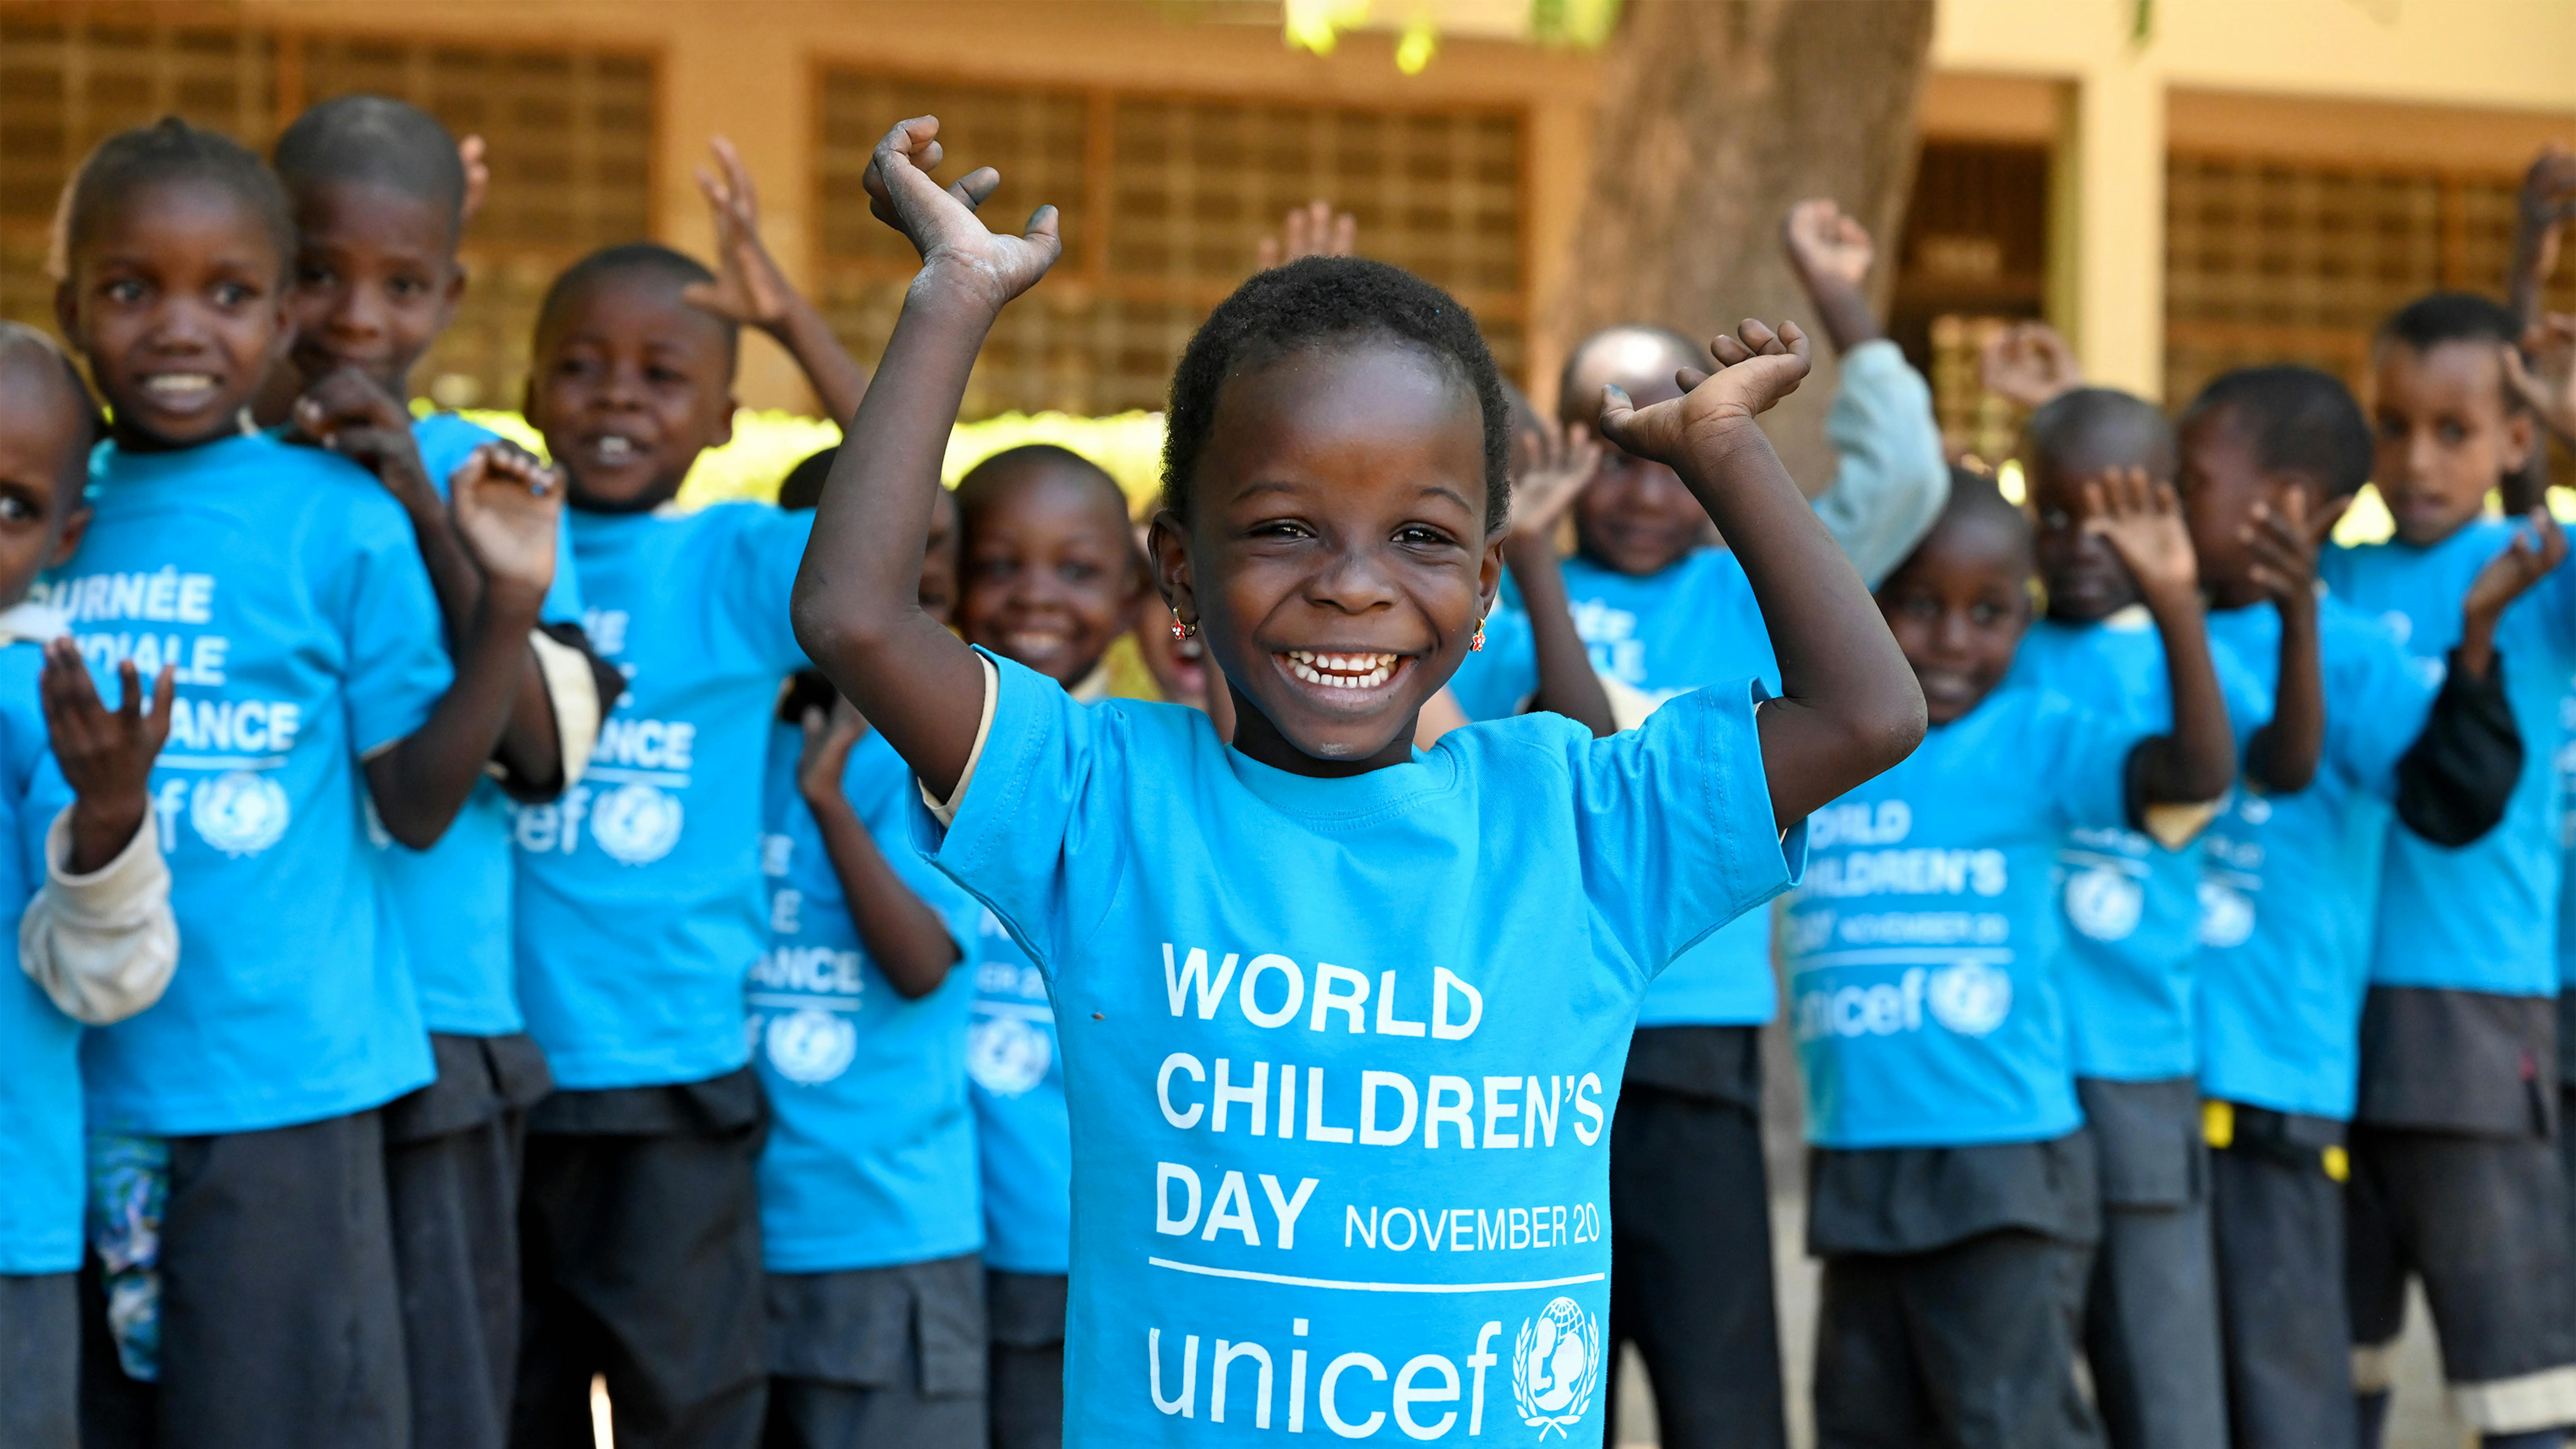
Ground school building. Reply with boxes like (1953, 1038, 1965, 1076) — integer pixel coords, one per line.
(2, 0, 2572, 458)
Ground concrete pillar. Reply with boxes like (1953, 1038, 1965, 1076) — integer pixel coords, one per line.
(2059, 57, 2165, 400)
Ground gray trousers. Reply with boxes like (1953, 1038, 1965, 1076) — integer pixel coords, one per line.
(2075, 1077, 2228, 1449)
(0, 1272, 76, 1449)
(2209, 1110, 2356, 1449)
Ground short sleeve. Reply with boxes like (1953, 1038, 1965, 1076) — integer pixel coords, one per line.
(911, 650, 1127, 977)
(1444, 604, 1539, 721)
(851, 742, 988, 966)
(2515, 543, 2576, 668)
(2028, 691, 2142, 832)
(338, 502, 456, 755)
(2329, 618, 2439, 798)
(539, 505, 584, 627)
(718, 508, 816, 675)
(2209, 636, 2275, 757)
(1567, 678, 1804, 975)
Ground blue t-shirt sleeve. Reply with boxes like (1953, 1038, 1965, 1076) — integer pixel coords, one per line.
(720, 508, 816, 675)
(2026, 690, 2140, 831)
(2330, 617, 2438, 797)
(2211, 636, 2274, 757)
(337, 500, 457, 755)
(913, 651, 1124, 975)
(1563, 678, 1804, 975)
(2519, 541, 2576, 667)
(852, 741, 986, 963)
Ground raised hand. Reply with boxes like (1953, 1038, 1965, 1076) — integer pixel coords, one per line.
(2082, 467, 2198, 609)
(1980, 321, 2083, 411)
(458, 135, 490, 225)
(2518, 146, 2576, 282)
(448, 441, 561, 609)
(1782, 198, 1873, 293)
(860, 115, 1061, 311)
(1256, 200, 1357, 270)
(293, 368, 433, 503)
(683, 136, 796, 334)
(2240, 486, 2349, 612)
(2467, 507, 2570, 625)
(1595, 319, 1810, 470)
(796, 697, 870, 808)
(1504, 419, 1602, 550)
(40, 638, 173, 874)
(2506, 314, 2576, 444)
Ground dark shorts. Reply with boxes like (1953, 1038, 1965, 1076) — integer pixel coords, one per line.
(2208, 1104, 2355, 1449)
(2348, 1120, 2576, 1433)
(79, 1108, 409, 1449)
(2074, 1076, 2224, 1449)
(513, 1068, 769, 1449)
(0, 1271, 76, 1449)
(1606, 1025, 1784, 1449)
(987, 1270, 1066, 1449)
(762, 1253, 986, 1449)
(385, 1032, 551, 1449)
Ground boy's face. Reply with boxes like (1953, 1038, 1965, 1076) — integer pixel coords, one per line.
(2177, 406, 2311, 612)
(959, 462, 1137, 687)
(2028, 457, 2140, 622)
(58, 178, 291, 451)
(1877, 511, 2034, 726)
(0, 357, 94, 604)
(525, 271, 736, 512)
(286, 180, 464, 397)
(918, 487, 960, 626)
(1563, 337, 1709, 577)
(2372, 340, 2534, 547)
(1152, 340, 1497, 771)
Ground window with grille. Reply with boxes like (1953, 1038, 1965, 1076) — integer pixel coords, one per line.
(816, 69, 1527, 419)
(1886, 139, 2052, 464)
(0, 15, 654, 411)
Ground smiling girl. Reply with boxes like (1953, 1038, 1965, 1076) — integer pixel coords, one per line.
(792, 116, 1924, 1446)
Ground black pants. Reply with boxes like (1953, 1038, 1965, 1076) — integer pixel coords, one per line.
(2208, 1108, 2355, 1449)
(762, 1254, 988, 1449)
(1814, 1228, 2100, 1449)
(513, 1082, 768, 1449)
(79, 1110, 410, 1449)
(2074, 1077, 2225, 1449)
(0, 1271, 76, 1449)
(1603, 1084, 1785, 1449)
(985, 1271, 1066, 1449)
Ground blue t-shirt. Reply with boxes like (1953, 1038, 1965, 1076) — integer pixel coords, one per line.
(753, 722, 984, 1273)
(2559, 680, 2576, 990)
(918, 651, 1800, 1447)
(970, 905, 1072, 1275)
(1445, 549, 1783, 1029)
(511, 504, 813, 1090)
(47, 432, 449, 1135)
(2196, 599, 2431, 1119)
(0, 638, 80, 1272)
(2323, 521, 2576, 997)
(2003, 612, 2269, 1082)
(1786, 685, 2138, 1148)
(375, 413, 586, 1037)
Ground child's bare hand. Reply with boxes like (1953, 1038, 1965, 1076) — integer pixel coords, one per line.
(2466, 507, 2569, 625)
(1781, 199, 1872, 293)
(293, 369, 432, 502)
(2506, 314, 2576, 445)
(861, 115, 1061, 311)
(449, 442, 561, 612)
(2519, 144, 2576, 274)
(683, 136, 796, 335)
(1595, 319, 1809, 469)
(1504, 419, 1601, 551)
(1979, 321, 2083, 411)
(2240, 487, 2348, 614)
(2081, 467, 2198, 608)
(1256, 200, 1357, 270)
(458, 135, 490, 224)
(40, 639, 173, 873)
(796, 698, 869, 807)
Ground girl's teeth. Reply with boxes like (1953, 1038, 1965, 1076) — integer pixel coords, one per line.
(143, 374, 213, 395)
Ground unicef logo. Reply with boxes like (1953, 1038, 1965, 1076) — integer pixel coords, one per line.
(2198, 880, 2255, 949)
(765, 1008, 857, 1085)
(967, 1015, 1051, 1096)
(1512, 1297, 1600, 1439)
(2065, 867, 2143, 942)
(190, 770, 289, 857)
(591, 782, 684, 865)
(1928, 960, 2013, 1037)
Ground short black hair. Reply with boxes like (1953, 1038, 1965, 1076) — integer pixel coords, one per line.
(2181, 365, 2374, 497)
(0, 321, 102, 473)
(1160, 256, 1510, 534)
(958, 443, 1126, 517)
(778, 445, 837, 513)
(63, 118, 294, 284)
(1559, 324, 1700, 404)
(2379, 291, 2524, 410)
(536, 242, 734, 358)
(2024, 386, 2177, 486)
(273, 94, 467, 237)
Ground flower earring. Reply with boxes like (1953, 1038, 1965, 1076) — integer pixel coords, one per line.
(1470, 617, 1486, 652)
(1169, 615, 1197, 641)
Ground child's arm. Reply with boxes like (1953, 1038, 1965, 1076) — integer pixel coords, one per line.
(296, 375, 583, 795)
(2385, 512, 2564, 844)
(793, 117, 1063, 800)
(2460, 509, 2570, 681)
(2240, 489, 2349, 793)
(2506, 314, 2576, 447)
(2504, 149, 2572, 511)
(1596, 320, 1925, 826)
(19, 644, 177, 1025)
(795, 700, 959, 999)
(2084, 468, 2238, 807)
(1502, 419, 1615, 737)
(1255, 200, 1357, 271)
(1978, 321, 2084, 412)
(685, 137, 873, 426)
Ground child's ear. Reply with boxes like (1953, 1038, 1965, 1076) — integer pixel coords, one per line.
(52, 280, 81, 352)
(1145, 510, 1194, 624)
(1478, 535, 1506, 613)
(48, 502, 91, 569)
(711, 392, 737, 450)
(2504, 405, 2537, 474)
(520, 374, 541, 430)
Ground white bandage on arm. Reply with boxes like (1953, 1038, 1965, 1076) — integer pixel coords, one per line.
(921, 653, 1000, 828)
(20, 808, 178, 1026)
(528, 629, 605, 787)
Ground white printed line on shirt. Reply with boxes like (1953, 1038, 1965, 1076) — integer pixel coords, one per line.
(747, 993, 858, 1012)
(974, 1001, 1054, 1021)
(1147, 1258, 1606, 1295)
(157, 753, 288, 771)
(584, 765, 691, 788)
(2057, 848, 2149, 876)
(1790, 947, 2014, 974)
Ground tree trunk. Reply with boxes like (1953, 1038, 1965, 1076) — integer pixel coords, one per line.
(1552, 0, 1936, 494)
